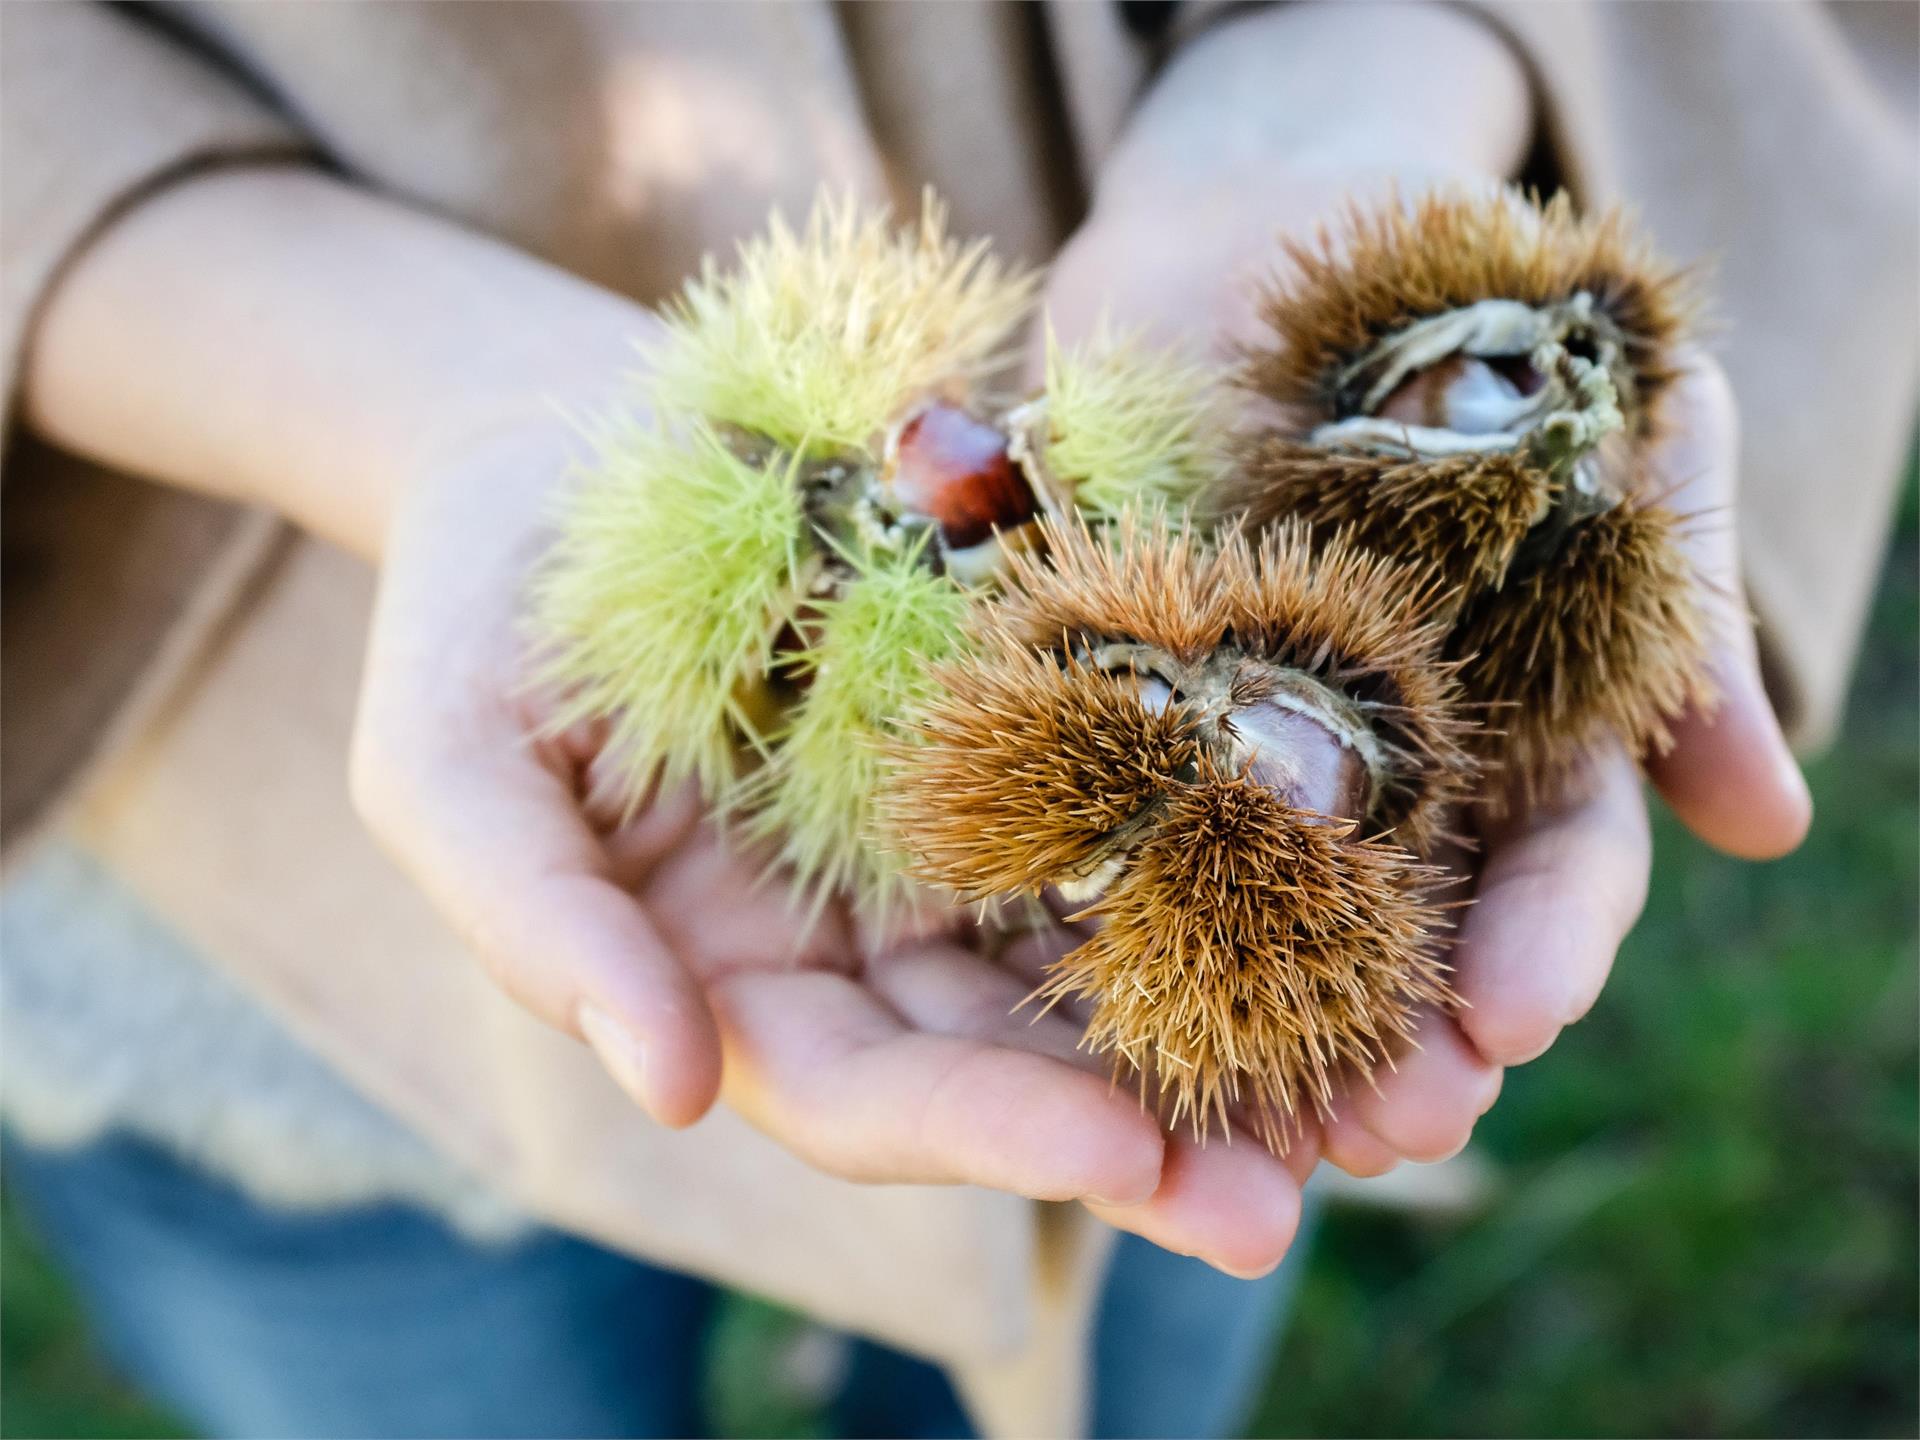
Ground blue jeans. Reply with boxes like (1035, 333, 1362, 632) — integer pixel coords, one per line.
(3, 1135, 1305, 1438)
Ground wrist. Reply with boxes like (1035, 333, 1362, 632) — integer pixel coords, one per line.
(388, 290, 662, 566)
(23, 164, 663, 565)
(1095, 2, 1532, 225)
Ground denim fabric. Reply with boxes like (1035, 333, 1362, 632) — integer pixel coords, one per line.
(4, 1132, 1306, 1439)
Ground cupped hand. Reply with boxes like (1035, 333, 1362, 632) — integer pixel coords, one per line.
(1323, 350, 1812, 1175)
(349, 413, 1305, 1276)
(1043, 193, 1811, 1187)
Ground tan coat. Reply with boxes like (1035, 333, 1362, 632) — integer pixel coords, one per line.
(3, 3, 1914, 1433)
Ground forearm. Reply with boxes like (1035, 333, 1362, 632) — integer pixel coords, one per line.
(19, 164, 658, 562)
(17, 6, 1529, 560)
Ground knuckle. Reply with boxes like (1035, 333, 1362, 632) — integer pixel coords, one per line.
(917, 1047, 999, 1170)
(346, 689, 438, 844)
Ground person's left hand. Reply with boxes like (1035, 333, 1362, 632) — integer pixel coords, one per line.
(1034, 2, 1810, 1212)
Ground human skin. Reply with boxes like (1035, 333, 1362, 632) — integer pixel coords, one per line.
(1035, 3, 1812, 1204)
(20, 3, 1808, 1279)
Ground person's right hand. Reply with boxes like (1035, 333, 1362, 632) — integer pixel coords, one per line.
(40, 163, 1299, 1280)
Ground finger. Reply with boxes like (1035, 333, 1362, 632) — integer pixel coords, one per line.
(711, 969, 1164, 1204)
(597, 785, 706, 887)
(994, 919, 1075, 990)
(1647, 650, 1812, 860)
(642, 824, 862, 981)
(352, 726, 722, 1128)
(1642, 353, 1812, 858)
(1455, 747, 1650, 1068)
(1346, 1011, 1502, 1163)
(991, 915, 1098, 1028)
(870, 934, 1327, 1275)
(1320, 1111, 1403, 1178)
(850, 891, 972, 964)
(1083, 1129, 1305, 1279)
(1040, 886, 1101, 940)
(862, 936, 1101, 1070)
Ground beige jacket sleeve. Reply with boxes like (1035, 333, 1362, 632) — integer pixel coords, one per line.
(0, 2, 306, 861)
(1472, 0, 1919, 747)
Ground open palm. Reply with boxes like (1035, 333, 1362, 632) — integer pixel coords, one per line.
(352, 413, 1308, 1280)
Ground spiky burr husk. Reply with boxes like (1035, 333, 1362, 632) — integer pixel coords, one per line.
(887, 514, 1475, 1144)
(975, 515, 1476, 852)
(648, 193, 1037, 456)
(1222, 443, 1544, 600)
(1066, 778, 1451, 1148)
(531, 193, 1033, 915)
(1223, 188, 1712, 803)
(531, 191, 1242, 917)
(1450, 499, 1706, 791)
(1244, 190, 1693, 433)
(1014, 322, 1231, 524)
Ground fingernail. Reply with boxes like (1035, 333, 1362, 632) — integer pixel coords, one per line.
(578, 1002, 653, 1115)
(1087, 1175, 1159, 1208)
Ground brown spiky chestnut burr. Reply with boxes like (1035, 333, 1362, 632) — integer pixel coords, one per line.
(887, 515, 1477, 1148)
(1220, 190, 1713, 804)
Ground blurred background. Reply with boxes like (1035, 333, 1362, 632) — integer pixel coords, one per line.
(5, 465, 1914, 1440)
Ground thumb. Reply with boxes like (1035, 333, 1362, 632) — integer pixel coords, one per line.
(1642, 353, 1812, 860)
(352, 712, 724, 1128)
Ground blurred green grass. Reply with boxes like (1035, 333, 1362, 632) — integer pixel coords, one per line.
(1250, 466, 1920, 1440)
(5, 474, 1915, 1438)
(0, 1196, 187, 1439)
